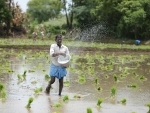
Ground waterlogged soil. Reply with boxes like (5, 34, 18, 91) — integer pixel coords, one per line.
(0, 48, 150, 113)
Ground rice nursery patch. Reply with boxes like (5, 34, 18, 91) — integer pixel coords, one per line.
(0, 47, 150, 113)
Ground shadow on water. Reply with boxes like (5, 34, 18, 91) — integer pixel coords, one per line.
(0, 48, 150, 113)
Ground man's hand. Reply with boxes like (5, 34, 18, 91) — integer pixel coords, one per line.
(52, 52, 66, 57)
(59, 52, 66, 57)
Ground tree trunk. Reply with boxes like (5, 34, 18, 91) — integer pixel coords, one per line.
(6, 0, 12, 36)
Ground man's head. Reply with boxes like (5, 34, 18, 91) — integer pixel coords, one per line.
(55, 35, 62, 47)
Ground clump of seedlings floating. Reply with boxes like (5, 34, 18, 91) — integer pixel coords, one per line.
(26, 97, 34, 108)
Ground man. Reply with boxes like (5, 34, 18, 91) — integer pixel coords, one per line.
(45, 34, 70, 96)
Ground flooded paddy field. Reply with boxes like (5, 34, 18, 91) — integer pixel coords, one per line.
(0, 48, 150, 113)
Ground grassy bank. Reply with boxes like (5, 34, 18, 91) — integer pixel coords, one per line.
(0, 38, 150, 51)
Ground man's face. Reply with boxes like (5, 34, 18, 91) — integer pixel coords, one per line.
(56, 37, 62, 46)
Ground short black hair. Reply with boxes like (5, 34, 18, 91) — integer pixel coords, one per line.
(55, 34, 62, 40)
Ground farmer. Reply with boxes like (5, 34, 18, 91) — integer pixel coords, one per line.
(32, 31, 37, 41)
(41, 31, 44, 40)
(45, 34, 70, 96)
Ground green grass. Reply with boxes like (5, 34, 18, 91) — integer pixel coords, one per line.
(0, 38, 150, 51)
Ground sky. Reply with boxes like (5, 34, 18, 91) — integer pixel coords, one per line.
(14, 0, 29, 12)
(13, 0, 71, 13)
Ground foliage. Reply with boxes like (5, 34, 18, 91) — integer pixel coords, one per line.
(0, 0, 11, 26)
(0, 0, 27, 36)
(61, 0, 74, 29)
(73, 0, 150, 40)
(73, 0, 98, 28)
(27, 0, 62, 23)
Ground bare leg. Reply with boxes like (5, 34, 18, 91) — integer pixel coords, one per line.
(58, 77, 64, 96)
(46, 76, 55, 94)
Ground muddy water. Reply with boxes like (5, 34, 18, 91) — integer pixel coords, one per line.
(0, 49, 150, 113)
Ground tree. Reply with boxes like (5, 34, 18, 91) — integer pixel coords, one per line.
(0, 0, 27, 36)
(116, 0, 146, 39)
(89, 0, 150, 39)
(27, 0, 62, 23)
(0, 0, 12, 36)
(62, 0, 74, 30)
(73, 0, 98, 28)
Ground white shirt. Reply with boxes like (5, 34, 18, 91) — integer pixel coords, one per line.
(50, 43, 70, 66)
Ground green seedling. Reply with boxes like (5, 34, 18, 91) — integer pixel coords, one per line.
(127, 84, 137, 88)
(132, 72, 138, 77)
(42, 69, 46, 72)
(0, 83, 5, 92)
(139, 75, 147, 81)
(63, 95, 69, 101)
(97, 98, 103, 107)
(94, 78, 98, 85)
(74, 94, 81, 99)
(113, 74, 118, 82)
(54, 102, 61, 107)
(120, 98, 126, 104)
(7, 69, 14, 73)
(146, 102, 150, 112)
(64, 80, 70, 87)
(105, 75, 109, 79)
(17, 74, 23, 81)
(26, 97, 34, 108)
(22, 70, 27, 79)
(111, 86, 116, 97)
(1, 89, 6, 99)
(87, 107, 92, 113)
(34, 87, 43, 94)
(78, 75, 86, 84)
(45, 74, 50, 80)
(97, 86, 102, 91)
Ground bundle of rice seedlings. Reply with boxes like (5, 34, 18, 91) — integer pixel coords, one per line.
(97, 98, 103, 107)
(26, 97, 34, 108)
(87, 107, 92, 113)
(63, 95, 69, 101)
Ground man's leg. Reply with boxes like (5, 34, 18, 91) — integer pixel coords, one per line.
(58, 77, 64, 96)
(46, 76, 55, 94)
